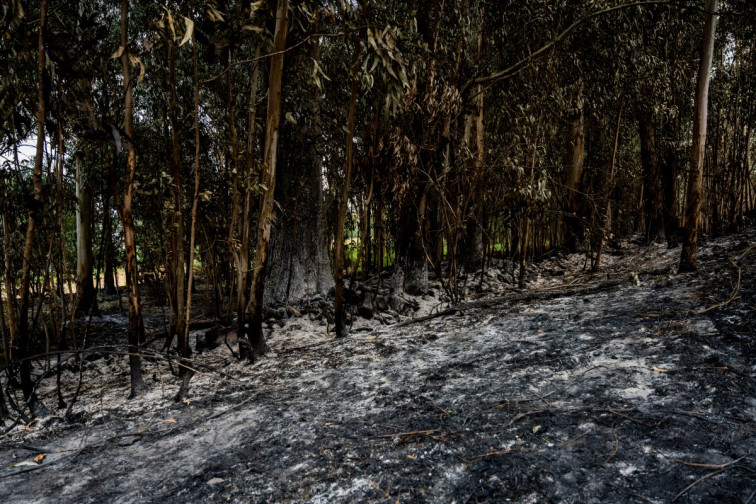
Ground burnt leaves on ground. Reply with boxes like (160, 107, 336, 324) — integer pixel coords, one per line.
(0, 230, 754, 503)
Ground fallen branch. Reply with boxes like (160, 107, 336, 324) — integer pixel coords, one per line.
(389, 277, 628, 329)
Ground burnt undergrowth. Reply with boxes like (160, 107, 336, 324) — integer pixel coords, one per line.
(0, 229, 754, 503)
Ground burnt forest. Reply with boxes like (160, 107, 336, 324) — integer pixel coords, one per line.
(0, 1, 754, 502)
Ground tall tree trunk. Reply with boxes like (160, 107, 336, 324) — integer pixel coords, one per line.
(680, 0, 719, 272)
(519, 138, 538, 288)
(119, 0, 145, 396)
(166, 36, 186, 358)
(1, 167, 18, 364)
(242, 0, 289, 361)
(564, 104, 586, 252)
(639, 111, 664, 242)
(592, 102, 623, 271)
(177, 2, 201, 400)
(264, 33, 333, 307)
(334, 44, 361, 338)
(75, 155, 97, 316)
(15, 0, 48, 417)
(237, 43, 260, 353)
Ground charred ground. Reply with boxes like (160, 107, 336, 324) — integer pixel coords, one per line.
(0, 229, 754, 503)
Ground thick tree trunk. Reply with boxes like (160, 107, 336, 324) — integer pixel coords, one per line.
(564, 105, 586, 252)
(264, 34, 333, 308)
(119, 0, 145, 397)
(243, 0, 289, 361)
(75, 156, 98, 316)
(680, 0, 718, 272)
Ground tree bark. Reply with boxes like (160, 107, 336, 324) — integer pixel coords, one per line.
(177, 2, 201, 400)
(639, 111, 664, 243)
(242, 0, 289, 361)
(119, 0, 145, 397)
(564, 105, 586, 252)
(75, 156, 98, 316)
(264, 33, 333, 307)
(166, 35, 186, 359)
(14, 0, 49, 417)
(680, 0, 719, 272)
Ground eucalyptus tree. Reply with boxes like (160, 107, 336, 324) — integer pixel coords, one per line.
(680, 0, 719, 272)
(242, 0, 290, 360)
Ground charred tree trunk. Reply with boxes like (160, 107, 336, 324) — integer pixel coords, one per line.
(75, 155, 98, 316)
(242, 0, 289, 361)
(236, 43, 260, 355)
(564, 105, 586, 252)
(118, 0, 145, 397)
(177, 6, 201, 401)
(680, 0, 718, 272)
(15, 0, 48, 417)
(593, 102, 623, 271)
(639, 111, 664, 243)
(264, 34, 333, 307)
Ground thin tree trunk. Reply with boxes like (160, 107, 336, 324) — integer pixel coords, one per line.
(242, 0, 289, 361)
(166, 35, 186, 358)
(639, 111, 663, 242)
(16, 0, 48, 417)
(177, 3, 201, 400)
(75, 155, 97, 316)
(593, 101, 623, 271)
(334, 45, 361, 338)
(519, 138, 538, 288)
(564, 103, 586, 252)
(119, 0, 145, 397)
(237, 43, 260, 353)
(680, 0, 719, 272)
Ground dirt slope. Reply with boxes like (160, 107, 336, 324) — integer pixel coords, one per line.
(0, 230, 754, 503)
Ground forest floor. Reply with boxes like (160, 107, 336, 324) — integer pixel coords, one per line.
(0, 229, 754, 503)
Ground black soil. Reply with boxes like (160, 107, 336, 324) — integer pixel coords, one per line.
(0, 230, 754, 503)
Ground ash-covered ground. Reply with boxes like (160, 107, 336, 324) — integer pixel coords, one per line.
(0, 229, 754, 503)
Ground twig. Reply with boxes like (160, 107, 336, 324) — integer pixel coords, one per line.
(373, 428, 441, 439)
(696, 259, 741, 314)
(653, 449, 748, 469)
(671, 468, 730, 502)
(605, 427, 620, 464)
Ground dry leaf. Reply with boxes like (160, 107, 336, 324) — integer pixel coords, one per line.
(110, 45, 125, 59)
(406, 454, 416, 460)
(161, 419, 177, 423)
(179, 16, 194, 47)
(33, 453, 46, 464)
(129, 54, 145, 83)
(207, 477, 224, 485)
(652, 366, 669, 373)
(532, 425, 542, 434)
